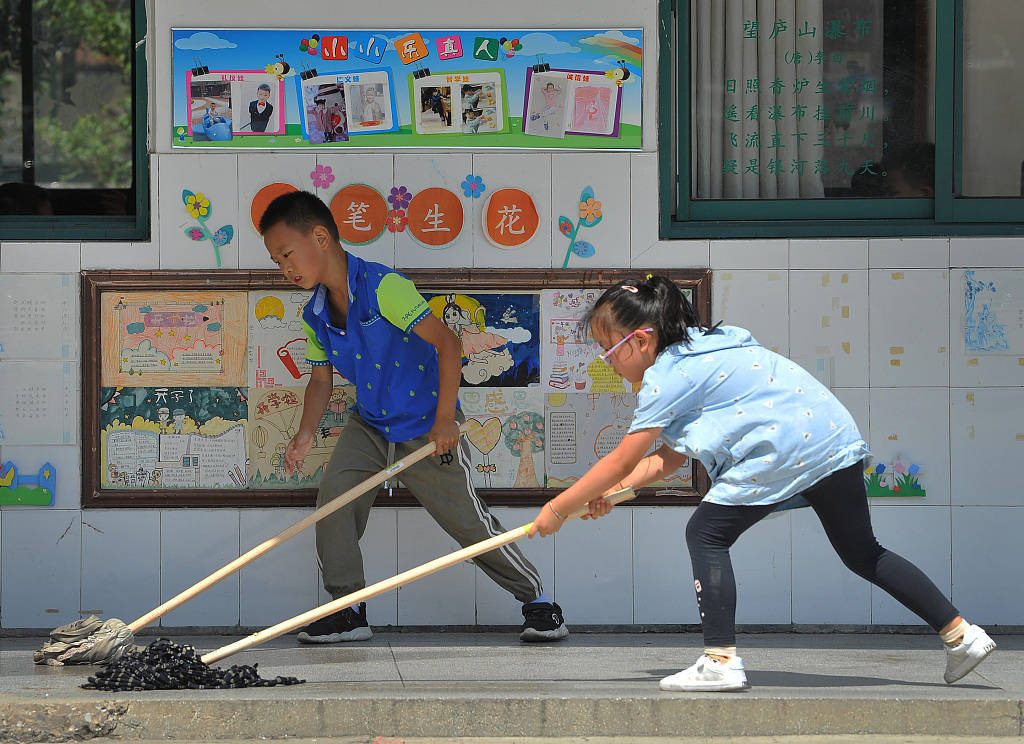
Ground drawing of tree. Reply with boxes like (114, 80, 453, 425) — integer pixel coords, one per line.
(503, 411, 544, 488)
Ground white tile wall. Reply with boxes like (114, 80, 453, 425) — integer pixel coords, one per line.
(788, 270, 869, 388)
(869, 238, 949, 269)
(629, 153, 659, 258)
(157, 153, 240, 269)
(471, 154, 553, 269)
(81, 509, 161, 624)
(732, 511, 793, 625)
(394, 153, 474, 270)
(632, 506, 698, 625)
(710, 239, 788, 270)
(713, 270, 790, 355)
(318, 507, 399, 628)
(952, 506, 1024, 624)
(633, 240, 711, 268)
(552, 507, 633, 624)
(950, 237, 1024, 268)
(239, 508, 319, 628)
(1, 510, 81, 628)
(791, 508, 871, 624)
(159, 509, 240, 627)
(551, 153, 631, 269)
(474, 506, 554, 625)
(395, 507, 475, 625)
(832, 388, 870, 443)
(790, 239, 868, 270)
(950, 387, 1024, 506)
(868, 269, 949, 387)
(868, 387, 951, 506)
(0, 243, 81, 273)
(237, 153, 317, 269)
(869, 504, 951, 626)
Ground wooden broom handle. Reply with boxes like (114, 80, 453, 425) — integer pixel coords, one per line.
(128, 423, 471, 633)
(202, 487, 636, 664)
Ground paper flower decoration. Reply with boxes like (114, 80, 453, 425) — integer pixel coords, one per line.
(388, 185, 412, 209)
(310, 165, 335, 189)
(387, 209, 408, 232)
(560, 185, 603, 268)
(182, 189, 231, 267)
(461, 174, 486, 198)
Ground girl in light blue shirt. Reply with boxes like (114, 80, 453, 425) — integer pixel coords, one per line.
(530, 275, 994, 693)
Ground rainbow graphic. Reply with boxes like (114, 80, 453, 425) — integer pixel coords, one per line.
(576, 32, 642, 70)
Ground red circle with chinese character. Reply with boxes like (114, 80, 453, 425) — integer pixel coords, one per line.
(251, 182, 298, 234)
(483, 188, 539, 249)
(329, 184, 388, 245)
(407, 187, 464, 248)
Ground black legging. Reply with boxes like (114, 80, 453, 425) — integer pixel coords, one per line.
(686, 462, 959, 646)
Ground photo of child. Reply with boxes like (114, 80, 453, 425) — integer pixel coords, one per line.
(242, 81, 275, 133)
(189, 80, 233, 141)
(303, 82, 348, 143)
(349, 83, 387, 128)
(418, 85, 452, 131)
(524, 75, 568, 138)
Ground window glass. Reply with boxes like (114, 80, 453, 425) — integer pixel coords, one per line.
(690, 0, 935, 200)
(962, 0, 1024, 197)
(0, 0, 136, 216)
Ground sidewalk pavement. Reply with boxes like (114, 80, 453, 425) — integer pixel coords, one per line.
(1, 630, 1021, 741)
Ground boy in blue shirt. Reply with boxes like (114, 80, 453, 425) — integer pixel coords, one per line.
(260, 190, 567, 643)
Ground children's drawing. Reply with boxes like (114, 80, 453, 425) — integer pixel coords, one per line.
(571, 83, 615, 134)
(248, 290, 346, 388)
(964, 270, 1021, 353)
(542, 288, 632, 394)
(524, 73, 569, 138)
(99, 386, 247, 489)
(0, 461, 56, 505)
(865, 459, 927, 498)
(248, 385, 355, 487)
(101, 291, 248, 387)
(545, 392, 690, 490)
(459, 388, 544, 489)
(425, 292, 539, 387)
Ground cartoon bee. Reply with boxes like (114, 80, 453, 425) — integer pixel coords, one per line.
(265, 54, 291, 81)
(605, 59, 632, 86)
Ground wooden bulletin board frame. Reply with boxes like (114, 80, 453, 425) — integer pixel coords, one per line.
(81, 268, 711, 508)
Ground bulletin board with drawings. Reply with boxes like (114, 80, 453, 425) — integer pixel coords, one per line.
(81, 269, 711, 508)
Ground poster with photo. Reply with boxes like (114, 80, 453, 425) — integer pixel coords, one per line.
(522, 68, 623, 139)
(345, 70, 398, 134)
(411, 70, 508, 136)
(186, 71, 286, 139)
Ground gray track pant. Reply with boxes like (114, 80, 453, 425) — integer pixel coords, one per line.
(315, 410, 545, 604)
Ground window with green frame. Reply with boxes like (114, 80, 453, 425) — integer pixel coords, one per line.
(0, 0, 148, 240)
(659, 0, 1024, 238)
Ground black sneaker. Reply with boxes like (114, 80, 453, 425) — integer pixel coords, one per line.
(520, 601, 569, 642)
(296, 602, 372, 643)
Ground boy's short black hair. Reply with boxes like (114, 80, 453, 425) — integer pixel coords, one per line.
(258, 189, 339, 241)
(257, 83, 272, 93)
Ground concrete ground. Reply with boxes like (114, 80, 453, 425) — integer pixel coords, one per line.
(1, 630, 1022, 741)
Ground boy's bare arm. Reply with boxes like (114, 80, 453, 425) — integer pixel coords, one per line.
(412, 313, 462, 453)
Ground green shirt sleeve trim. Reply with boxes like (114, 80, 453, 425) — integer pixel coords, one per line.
(302, 317, 328, 363)
(377, 272, 430, 332)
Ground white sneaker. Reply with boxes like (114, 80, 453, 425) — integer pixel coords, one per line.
(944, 623, 996, 683)
(659, 654, 749, 692)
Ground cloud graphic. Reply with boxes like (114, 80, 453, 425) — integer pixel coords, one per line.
(487, 326, 532, 344)
(175, 32, 238, 51)
(578, 30, 641, 46)
(516, 32, 581, 56)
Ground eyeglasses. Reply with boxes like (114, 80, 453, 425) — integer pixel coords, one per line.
(598, 328, 654, 362)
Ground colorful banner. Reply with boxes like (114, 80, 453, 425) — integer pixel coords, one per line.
(172, 28, 642, 150)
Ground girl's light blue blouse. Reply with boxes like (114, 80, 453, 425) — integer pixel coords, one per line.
(628, 326, 869, 506)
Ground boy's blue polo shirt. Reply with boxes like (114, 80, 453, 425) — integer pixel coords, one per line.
(300, 254, 442, 442)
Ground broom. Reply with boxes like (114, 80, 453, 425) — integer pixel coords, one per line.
(83, 487, 637, 689)
(35, 426, 470, 666)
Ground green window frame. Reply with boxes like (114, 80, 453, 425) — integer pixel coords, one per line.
(658, 0, 1024, 238)
(0, 0, 149, 241)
